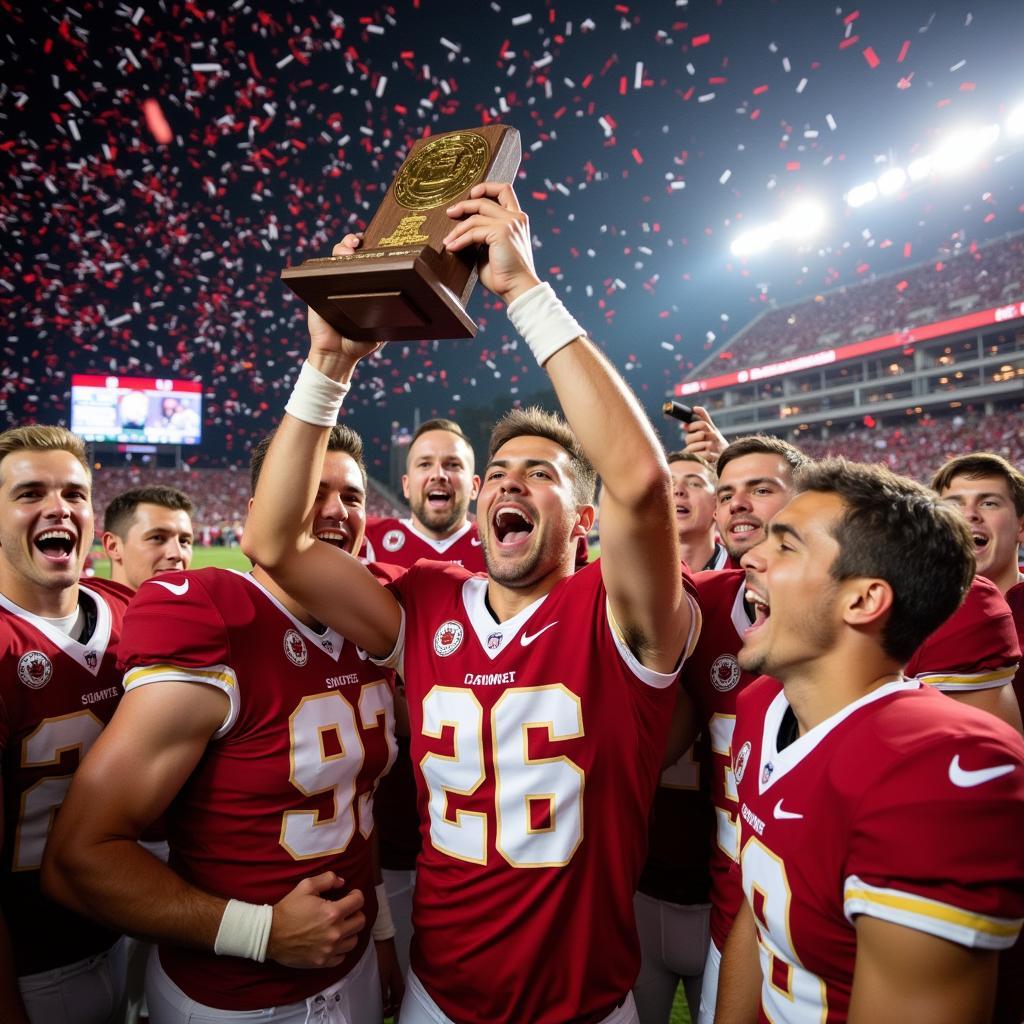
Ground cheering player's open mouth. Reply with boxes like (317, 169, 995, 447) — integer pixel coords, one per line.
(491, 503, 535, 551)
(674, 501, 691, 521)
(34, 528, 77, 567)
(970, 530, 990, 553)
(425, 487, 454, 511)
(315, 527, 352, 554)
(726, 518, 761, 544)
(744, 586, 771, 637)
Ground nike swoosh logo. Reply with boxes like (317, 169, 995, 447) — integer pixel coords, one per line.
(773, 799, 803, 820)
(948, 754, 1016, 788)
(520, 621, 559, 646)
(150, 578, 190, 597)
(470, 537, 482, 546)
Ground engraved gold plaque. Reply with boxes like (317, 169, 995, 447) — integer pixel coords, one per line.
(281, 125, 521, 342)
(394, 133, 490, 211)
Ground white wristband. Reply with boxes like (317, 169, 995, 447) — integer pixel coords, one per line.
(506, 282, 586, 366)
(214, 899, 273, 962)
(371, 882, 396, 941)
(284, 360, 351, 426)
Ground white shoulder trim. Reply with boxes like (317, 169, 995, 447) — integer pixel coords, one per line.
(605, 592, 700, 690)
(843, 875, 1022, 950)
(122, 663, 240, 739)
(917, 665, 1018, 692)
(370, 606, 406, 679)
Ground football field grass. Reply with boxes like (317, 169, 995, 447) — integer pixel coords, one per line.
(89, 544, 251, 578)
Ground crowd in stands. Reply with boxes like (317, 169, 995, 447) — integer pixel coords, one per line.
(90, 465, 402, 541)
(700, 232, 1024, 374)
(794, 406, 1024, 482)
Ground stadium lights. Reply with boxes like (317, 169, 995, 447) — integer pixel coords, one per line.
(907, 156, 932, 182)
(846, 182, 878, 208)
(730, 223, 781, 257)
(780, 200, 827, 239)
(1006, 102, 1024, 137)
(931, 123, 1000, 174)
(876, 167, 907, 196)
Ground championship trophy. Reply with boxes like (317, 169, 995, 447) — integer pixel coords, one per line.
(281, 125, 522, 341)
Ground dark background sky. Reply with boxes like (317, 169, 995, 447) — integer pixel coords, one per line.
(4, 0, 1024, 476)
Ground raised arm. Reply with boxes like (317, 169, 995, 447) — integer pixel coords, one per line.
(444, 182, 692, 672)
(43, 683, 365, 968)
(241, 246, 402, 659)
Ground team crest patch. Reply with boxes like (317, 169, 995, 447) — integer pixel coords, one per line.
(283, 629, 309, 667)
(18, 651, 53, 690)
(762, 761, 774, 785)
(84, 650, 98, 670)
(486, 631, 503, 650)
(382, 529, 406, 553)
(433, 620, 464, 657)
(710, 654, 741, 692)
(733, 740, 752, 784)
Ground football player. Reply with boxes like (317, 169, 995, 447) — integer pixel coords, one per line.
(0, 426, 132, 1024)
(362, 417, 486, 978)
(668, 452, 727, 573)
(717, 459, 1024, 1024)
(43, 426, 403, 1022)
(101, 485, 195, 592)
(244, 181, 699, 1024)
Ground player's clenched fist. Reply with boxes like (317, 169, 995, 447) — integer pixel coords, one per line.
(268, 871, 366, 969)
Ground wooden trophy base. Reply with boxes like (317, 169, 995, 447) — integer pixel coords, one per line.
(281, 244, 477, 342)
(281, 125, 521, 342)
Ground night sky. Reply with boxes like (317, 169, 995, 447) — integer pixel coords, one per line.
(4, 0, 1024, 473)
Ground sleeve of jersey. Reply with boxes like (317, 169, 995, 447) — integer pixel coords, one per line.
(118, 578, 239, 739)
(906, 578, 1021, 692)
(843, 739, 1024, 950)
(605, 566, 702, 689)
(368, 571, 409, 678)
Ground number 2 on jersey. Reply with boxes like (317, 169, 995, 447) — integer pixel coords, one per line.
(420, 684, 584, 868)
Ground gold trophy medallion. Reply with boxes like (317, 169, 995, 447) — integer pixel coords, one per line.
(394, 133, 491, 211)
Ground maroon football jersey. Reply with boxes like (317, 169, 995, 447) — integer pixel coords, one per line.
(361, 516, 485, 571)
(118, 568, 396, 1010)
(733, 677, 1024, 1023)
(906, 575, 1020, 693)
(378, 559, 699, 1024)
(361, 516, 484, 873)
(0, 579, 130, 974)
(678, 568, 761, 951)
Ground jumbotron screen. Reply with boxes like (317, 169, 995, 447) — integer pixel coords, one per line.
(70, 374, 203, 445)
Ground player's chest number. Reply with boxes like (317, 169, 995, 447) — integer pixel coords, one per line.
(14, 711, 105, 871)
(419, 684, 584, 868)
(281, 683, 396, 860)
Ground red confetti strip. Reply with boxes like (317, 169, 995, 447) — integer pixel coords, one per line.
(863, 47, 879, 69)
(142, 98, 173, 144)
(839, 35, 860, 50)
(692, 34, 710, 47)
(897, 40, 911, 63)
(631, 148, 643, 164)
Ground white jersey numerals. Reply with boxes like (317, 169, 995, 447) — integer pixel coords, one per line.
(421, 684, 584, 868)
(14, 711, 105, 871)
(709, 712, 739, 860)
(281, 682, 396, 860)
(741, 837, 828, 1022)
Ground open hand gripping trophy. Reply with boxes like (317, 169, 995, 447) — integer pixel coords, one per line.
(281, 125, 521, 341)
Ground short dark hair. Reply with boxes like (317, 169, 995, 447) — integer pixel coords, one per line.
(249, 425, 367, 496)
(488, 406, 597, 505)
(931, 452, 1024, 518)
(717, 434, 811, 480)
(798, 458, 975, 662)
(104, 486, 194, 537)
(666, 450, 717, 480)
(408, 418, 475, 467)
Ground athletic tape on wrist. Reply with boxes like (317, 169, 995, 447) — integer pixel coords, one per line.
(284, 360, 351, 426)
(506, 282, 586, 366)
(372, 882, 396, 941)
(214, 899, 273, 962)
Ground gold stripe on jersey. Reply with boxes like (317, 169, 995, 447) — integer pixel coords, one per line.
(123, 663, 238, 691)
(917, 666, 1018, 692)
(844, 875, 1022, 950)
